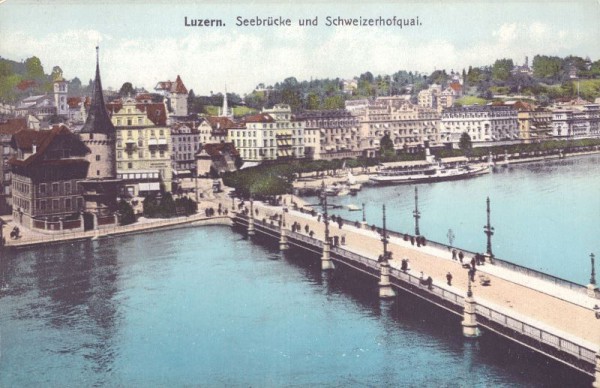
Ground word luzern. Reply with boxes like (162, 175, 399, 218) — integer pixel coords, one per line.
(184, 17, 225, 27)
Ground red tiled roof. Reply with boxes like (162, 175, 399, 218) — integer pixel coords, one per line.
(135, 93, 154, 101)
(9, 125, 90, 167)
(205, 116, 238, 130)
(199, 142, 239, 158)
(244, 113, 274, 123)
(107, 102, 167, 126)
(449, 82, 462, 92)
(0, 118, 28, 135)
(67, 97, 84, 109)
(16, 79, 37, 91)
(173, 75, 188, 94)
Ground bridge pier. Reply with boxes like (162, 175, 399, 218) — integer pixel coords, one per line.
(247, 216, 255, 236)
(594, 353, 600, 388)
(321, 240, 335, 270)
(279, 225, 289, 251)
(462, 296, 480, 338)
(378, 261, 395, 298)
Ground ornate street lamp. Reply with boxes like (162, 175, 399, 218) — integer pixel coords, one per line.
(483, 197, 494, 260)
(413, 187, 421, 236)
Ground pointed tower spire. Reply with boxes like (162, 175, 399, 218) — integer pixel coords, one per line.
(221, 86, 229, 118)
(81, 46, 115, 135)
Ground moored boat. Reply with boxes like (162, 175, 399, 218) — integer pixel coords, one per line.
(369, 163, 489, 185)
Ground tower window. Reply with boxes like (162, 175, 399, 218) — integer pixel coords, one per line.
(96, 155, 101, 161)
(97, 170, 100, 176)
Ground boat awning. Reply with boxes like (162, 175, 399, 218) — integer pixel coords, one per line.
(441, 156, 468, 163)
(380, 160, 431, 168)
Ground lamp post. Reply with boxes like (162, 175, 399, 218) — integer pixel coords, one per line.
(321, 181, 330, 246)
(467, 270, 473, 298)
(413, 186, 420, 236)
(320, 181, 334, 270)
(483, 197, 494, 261)
(378, 204, 395, 298)
(362, 203, 366, 223)
(381, 204, 389, 262)
(447, 228, 455, 249)
(591, 253, 597, 285)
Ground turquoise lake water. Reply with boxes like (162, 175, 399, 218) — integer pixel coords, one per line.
(318, 154, 600, 285)
(0, 154, 598, 387)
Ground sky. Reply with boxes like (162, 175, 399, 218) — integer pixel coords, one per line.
(1, 0, 599, 96)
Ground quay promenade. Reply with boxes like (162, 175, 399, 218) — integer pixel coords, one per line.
(0, 211, 231, 249)
(227, 195, 600, 385)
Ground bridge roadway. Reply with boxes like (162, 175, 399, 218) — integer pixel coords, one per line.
(226, 196, 600, 382)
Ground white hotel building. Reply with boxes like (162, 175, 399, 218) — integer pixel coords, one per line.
(440, 105, 520, 146)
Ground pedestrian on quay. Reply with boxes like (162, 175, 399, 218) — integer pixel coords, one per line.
(458, 251, 464, 263)
(471, 257, 476, 268)
(446, 272, 453, 286)
(452, 249, 457, 261)
(410, 236, 415, 246)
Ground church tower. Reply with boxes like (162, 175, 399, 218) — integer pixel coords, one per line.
(53, 71, 68, 116)
(79, 46, 121, 230)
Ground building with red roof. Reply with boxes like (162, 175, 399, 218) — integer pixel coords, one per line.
(107, 96, 173, 196)
(9, 125, 90, 230)
(154, 75, 189, 118)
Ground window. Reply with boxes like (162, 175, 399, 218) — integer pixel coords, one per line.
(39, 183, 46, 194)
(65, 198, 71, 210)
(52, 199, 59, 210)
(128, 162, 133, 169)
(65, 182, 71, 195)
(97, 170, 100, 176)
(52, 183, 59, 193)
(96, 155, 101, 161)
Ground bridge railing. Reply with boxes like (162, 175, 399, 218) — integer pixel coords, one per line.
(475, 304, 597, 364)
(331, 214, 592, 297)
(389, 267, 465, 307)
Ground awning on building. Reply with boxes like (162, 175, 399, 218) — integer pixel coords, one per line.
(139, 182, 160, 191)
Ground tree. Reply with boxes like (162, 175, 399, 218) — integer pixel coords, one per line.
(491, 59, 514, 82)
(24, 56, 44, 80)
(459, 132, 473, 152)
(119, 82, 135, 97)
(187, 89, 196, 113)
(118, 200, 136, 225)
(379, 134, 395, 159)
(51, 66, 63, 81)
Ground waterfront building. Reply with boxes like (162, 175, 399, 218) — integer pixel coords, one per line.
(352, 98, 440, 153)
(551, 104, 600, 139)
(261, 104, 304, 159)
(295, 109, 363, 160)
(229, 113, 276, 161)
(171, 122, 200, 177)
(108, 96, 172, 196)
(78, 47, 121, 230)
(516, 106, 552, 142)
(9, 125, 89, 230)
(0, 118, 31, 214)
(154, 75, 189, 121)
(440, 105, 520, 146)
(195, 142, 238, 177)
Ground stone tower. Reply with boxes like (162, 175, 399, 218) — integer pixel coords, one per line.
(170, 75, 188, 117)
(79, 46, 121, 228)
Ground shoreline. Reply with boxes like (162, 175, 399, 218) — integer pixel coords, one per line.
(2, 213, 232, 250)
